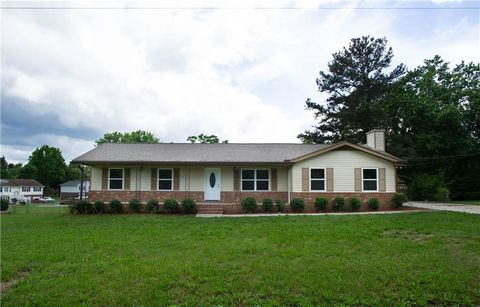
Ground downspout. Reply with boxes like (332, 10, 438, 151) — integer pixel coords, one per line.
(77, 165, 84, 201)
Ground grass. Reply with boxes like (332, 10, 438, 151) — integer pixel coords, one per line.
(1, 207, 479, 305)
(447, 200, 480, 205)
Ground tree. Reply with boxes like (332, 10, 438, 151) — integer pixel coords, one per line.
(19, 163, 37, 179)
(95, 130, 160, 146)
(65, 163, 82, 181)
(0, 156, 8, 178)
(299, 36, 405, 144)
(27, 145, 67, 190)
(187, 134, 228, 144)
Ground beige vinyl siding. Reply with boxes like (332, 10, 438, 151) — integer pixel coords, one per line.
(292, 149, 395, 193)
(221, 167, 234, 191)
(91, 166, 103, 190)
(277, 168, 288, 191)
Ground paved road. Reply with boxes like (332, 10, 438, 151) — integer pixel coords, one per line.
(405, 202, 480, 214)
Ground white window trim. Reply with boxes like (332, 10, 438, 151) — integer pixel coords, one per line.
(33, 187, 42, 192)
(241, 168, 270, 191)
(22, 187, 31, 192)
(362, 168, 379, 192)
(309, 167, 326, 192)
(157, 168, 174, 191)
(108, 167, 124, 191)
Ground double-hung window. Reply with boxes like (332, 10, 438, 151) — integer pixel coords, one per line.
(362, 168, 378, 191)
(310, 168, 326, 191)
(33, 187, 42, 192)
(109, 168, 124, 190)
(22, 187, 31, 192)
(241, 169, 269, 191)
(158, 169, 173, 190)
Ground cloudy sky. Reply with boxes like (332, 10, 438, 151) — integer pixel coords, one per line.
(1, 0, 479, 164)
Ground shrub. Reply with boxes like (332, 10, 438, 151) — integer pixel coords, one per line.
(146, 199, 159, 213)
(332, 196, 345, 211)
(275, 199, 285, 213)
(0, 199, 9, 212)
(392, 193, 407, 208)
(109, 199, 123, 214)
(290, 198, 305, 212)
(408, 173, 447, 201)
(262, 198, 273, 212)
(242, 197, 257, 213)
(349, 197, 361, 211)
(314, 196, 328, 211)
(128, 199, 141, 213)
(73, 199, 92, 214)
(93, 200, 105, 213)
(368, 198, 380, 210)
(182, 198, 196, 214)
(163, 198, 179, 214)
(435, 187, 450, 202)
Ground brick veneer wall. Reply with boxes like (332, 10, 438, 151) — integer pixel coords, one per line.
(291, 192, 395, 212)
(89, 190, 204, 203)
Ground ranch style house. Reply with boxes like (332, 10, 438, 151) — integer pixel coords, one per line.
(72, 130, 403, 213)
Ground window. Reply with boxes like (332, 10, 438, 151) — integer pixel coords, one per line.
(158, 169, 173, 191)
(310, 168, 326, 191)
(109, 168, 124, 190)
(363, 168, 378, 191)
(22, 187, 31, 192)
(33, 187, 42, 192)
(2, 187, 11, 192)
(241, 169, 269, 191)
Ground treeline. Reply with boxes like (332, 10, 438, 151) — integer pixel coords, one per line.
(300, 36, 480, 201)
(1, 145, 82, 195)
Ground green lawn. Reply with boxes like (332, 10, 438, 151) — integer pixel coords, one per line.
(1, 207, 479, 305)
(447, 200, 480, 205)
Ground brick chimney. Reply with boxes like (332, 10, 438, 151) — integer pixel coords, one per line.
(366, 129, 385, 151)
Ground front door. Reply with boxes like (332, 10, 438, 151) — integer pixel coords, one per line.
(204, 168, 221, 201)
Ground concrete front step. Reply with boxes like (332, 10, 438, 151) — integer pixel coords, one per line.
(197, 206, 224, 215)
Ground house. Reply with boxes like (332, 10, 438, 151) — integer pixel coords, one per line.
(0, 179, 44, 202)
(59, 180, 90, 201)
(72, 130, 403, 213)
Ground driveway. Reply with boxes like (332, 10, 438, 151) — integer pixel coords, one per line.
(405, 202, 480, 214)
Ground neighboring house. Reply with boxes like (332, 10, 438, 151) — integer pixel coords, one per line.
(0, 179, 44, 202)
(72, 130, 403, 213)
(59, 180, 90, 201)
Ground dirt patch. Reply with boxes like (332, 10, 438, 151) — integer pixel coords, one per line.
(383, 229, 434, 243)
(1, 270, 30, 294)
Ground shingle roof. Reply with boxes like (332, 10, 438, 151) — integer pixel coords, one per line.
(60, 180, 90, 187)
(72, 142, 401, 165)
(72, 143, 329, 164)
(0, 179, 44, 187)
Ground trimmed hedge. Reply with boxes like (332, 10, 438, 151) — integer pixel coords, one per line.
(1, 199, 9, 212)
(275, 199, 285, 213)
(164, 198, 179, 213)
(262, 198, 273, 212)
(146, 199, 159, 213)
(242, 197, 257, 213)
(332, 196, 345, 211)
(109, 199, 123, 213)
(182, 198, 196, 214)
(349, 197, 361, 211)
(368, 198, 380, 210)
(392, 193, 407, 208)
(128, 199, 141, 213)
(290, 198, 305, 212)
(314, 196, 328, 211)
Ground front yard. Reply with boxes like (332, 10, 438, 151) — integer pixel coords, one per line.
(1, 207, 479, 305)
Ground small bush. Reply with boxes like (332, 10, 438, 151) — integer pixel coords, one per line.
(314, 196, 328, 211)
(290, 198, 305, 212)
(109, 199, 123, 214)
(392, 193, 407, 208)
(435, 187, 450, 202)
(275, 199, 285, 213)
(332, 196, 345, 211)
(128, 199, 141, 213)
(94, 200, 105, 213)
(349, 197, 361, 211)
(146, 199, 159, 213)
(242, 197, 257, 213)
(1, 199, 9, 212)
(182, 198, 196, 214)
(73, 199, 92, 214)
(163, 198, 179, 214)
(368, 198, 380, 210)
(262, 198, 274, 212)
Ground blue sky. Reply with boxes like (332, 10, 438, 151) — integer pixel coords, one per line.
(1, 0, 479, 164)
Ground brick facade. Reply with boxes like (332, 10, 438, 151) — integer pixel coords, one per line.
(89, 190, 396, 213)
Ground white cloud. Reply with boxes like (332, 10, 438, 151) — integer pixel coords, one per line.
(1, 1, 478, 164)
